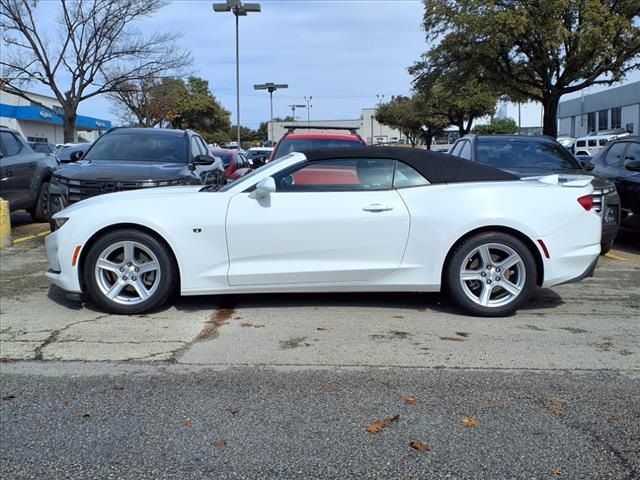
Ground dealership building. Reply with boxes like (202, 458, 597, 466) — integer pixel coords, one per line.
(0, 88, 111, 145)
(557, 81, 640, 138)
(269, 107, 403, 144)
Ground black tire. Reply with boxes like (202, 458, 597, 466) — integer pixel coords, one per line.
(83, 229, 177, 314)
(445, 232, 537, 317)
(600, 240, 613, 256)
(28, 180, 50, 223)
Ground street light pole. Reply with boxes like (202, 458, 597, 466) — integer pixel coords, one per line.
(376, 94, 385, 139)
(213, 0, 261, 147)
(254, 82, 288, 142)
(304, 96, 312, 129)
(288, 104, 306, 123)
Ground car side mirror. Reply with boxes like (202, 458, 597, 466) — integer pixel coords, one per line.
(249, 176, 276, 199)
(581, 160, 595, 171)
(192, 154, 215, 166)
(626, 160, 640, 172)
(69, 151, 84, 162)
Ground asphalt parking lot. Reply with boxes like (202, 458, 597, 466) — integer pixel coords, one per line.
(1, 213, 639, 479)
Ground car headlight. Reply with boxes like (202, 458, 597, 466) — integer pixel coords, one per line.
(53, 217, 69, 229)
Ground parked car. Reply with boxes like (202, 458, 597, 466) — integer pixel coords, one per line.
(49, 128, 225, 223)
(209, 148, 252, 182)
(449, 135, 620, 254)
(29, 142, 56, 155)
(556, 136, 575, 151)
(47, 147, 602, 317)
(55, 143, 92, 163)
(0, 126, 57, 222)
(573, 129, 630, 157)
(269, 125, 366, 161)
(245, 147, 273, 167)
(591, 136, 640, 218)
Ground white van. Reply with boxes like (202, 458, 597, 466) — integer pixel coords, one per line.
(574, 129, 629, 157)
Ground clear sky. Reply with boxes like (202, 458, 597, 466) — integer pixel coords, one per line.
(10, 0, 639, 130)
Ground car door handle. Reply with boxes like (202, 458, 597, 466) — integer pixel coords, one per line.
(362, 203, 394, 212)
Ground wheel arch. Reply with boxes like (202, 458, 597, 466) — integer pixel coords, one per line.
(77, 223, 181, 293)
(442, 226, 544, 287)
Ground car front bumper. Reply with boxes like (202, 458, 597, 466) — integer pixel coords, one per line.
(44, 228, 82, 293)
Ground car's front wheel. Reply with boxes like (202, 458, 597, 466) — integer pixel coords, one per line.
(29, 180, 50, 223)
(83, 229, 177, 314)
(445, 232, 537, 317)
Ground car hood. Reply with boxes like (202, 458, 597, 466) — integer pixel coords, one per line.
(54, 185, 207, 217)
(54, 160, 189, 181)
(504, 167, 614, 189)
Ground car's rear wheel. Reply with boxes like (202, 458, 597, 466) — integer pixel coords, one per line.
(29, 180, 50, 223)
(83, 229, 177, 314)
(445, 232, 536, 317)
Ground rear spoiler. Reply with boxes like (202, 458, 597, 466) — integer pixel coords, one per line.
(522, 174, 593, 188)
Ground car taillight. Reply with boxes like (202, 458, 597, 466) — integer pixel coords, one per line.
(577, 195, 593, 211)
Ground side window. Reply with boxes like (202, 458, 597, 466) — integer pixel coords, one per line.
(273, 158, 395, 192)
(196, 136, 209, 156)
(576, 140, 586, 148)
(190, 136, 204, 157)
(587, 139, 597, 147)
(450, 141, 463, 157)
(0, 132, 22, 157)
(394, 162, 430, 188)
(604, 142, 628, 167)
(459, 141, 471, 160)
(624, 143, 640, 164)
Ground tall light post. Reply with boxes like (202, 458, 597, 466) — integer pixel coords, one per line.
(254, 82, 288, 142)
(376, 94, 385, 139)
(304, 96, 312, 129)
(288, 104, 306, 123)
(213, 0, 261, 147)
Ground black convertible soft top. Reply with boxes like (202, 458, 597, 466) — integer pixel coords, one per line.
(302, 146, 519, 184)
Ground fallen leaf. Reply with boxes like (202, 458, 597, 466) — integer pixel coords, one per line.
(392, 315, 405, 319)
(549, 407, 565, 416)
(316, 327, 327, 331)
(441, 336, 465, 342)
(322, 385, 336, 392)
(607, 417, 622, 425)
(410, 441, 429, 453)
(227, 405, 239, 415)
(72, 411, 91, 419)
(459, 416, 480, 427)
(403, 396, 417, 405)
(304, 342, 312, 347)
(181, 418, 193, 427)
(365, 414, 399, 434)
(552, 467, 563, 477)
(1, 395, 16, 401)
(212, 440, 226, 448)
(508, 392, 522, 400)
(253, 324, 265, 328)
(113, 384, 124, 391)
(600, 340, 615, 349)
(548, 397, 567, 406)
(455, 332, 470, 337)
(483, 402, 505, 410)
(240, 322, 254, 328)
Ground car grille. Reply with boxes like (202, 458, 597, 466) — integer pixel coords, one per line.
(66, 179, 181, 203)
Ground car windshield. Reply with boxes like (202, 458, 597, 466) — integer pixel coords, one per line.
(84, 132, 187, 163)
(476, 138, 581, 171)
(273, 138, 364, 159)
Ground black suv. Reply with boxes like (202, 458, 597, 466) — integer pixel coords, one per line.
(591, 136, 640, 218)
(49, 128, 225, 217)
(0, 126, 58, 221)
(449, 135, 620, 254)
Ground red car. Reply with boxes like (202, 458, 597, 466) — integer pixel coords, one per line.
(269, 126, 366, 163)
(209, 148, 252, 182)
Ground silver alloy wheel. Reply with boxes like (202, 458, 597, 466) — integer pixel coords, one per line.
(459, 243, 526, 308)
(94, 240, 161, 306)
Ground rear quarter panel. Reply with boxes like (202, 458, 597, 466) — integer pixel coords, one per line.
(396, 181, 598, 287)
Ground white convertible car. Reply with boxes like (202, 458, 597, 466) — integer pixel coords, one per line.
(45, 147, 601, 317)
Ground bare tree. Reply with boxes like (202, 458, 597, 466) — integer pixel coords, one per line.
(0, 0, 191, 141)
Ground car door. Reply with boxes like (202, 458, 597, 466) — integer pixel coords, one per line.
(226, 158, 411, 286)
(621, 141, 640, 213)
(0, 131, 34, 208)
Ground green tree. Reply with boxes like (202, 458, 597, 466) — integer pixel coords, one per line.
(375, 95, 448, 149)
(413, 0, 640, 137)
(472, 117, 520, 134)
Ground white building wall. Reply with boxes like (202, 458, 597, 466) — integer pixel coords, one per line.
(558, 117, 573, 137)
(621, 104, 639, 135)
